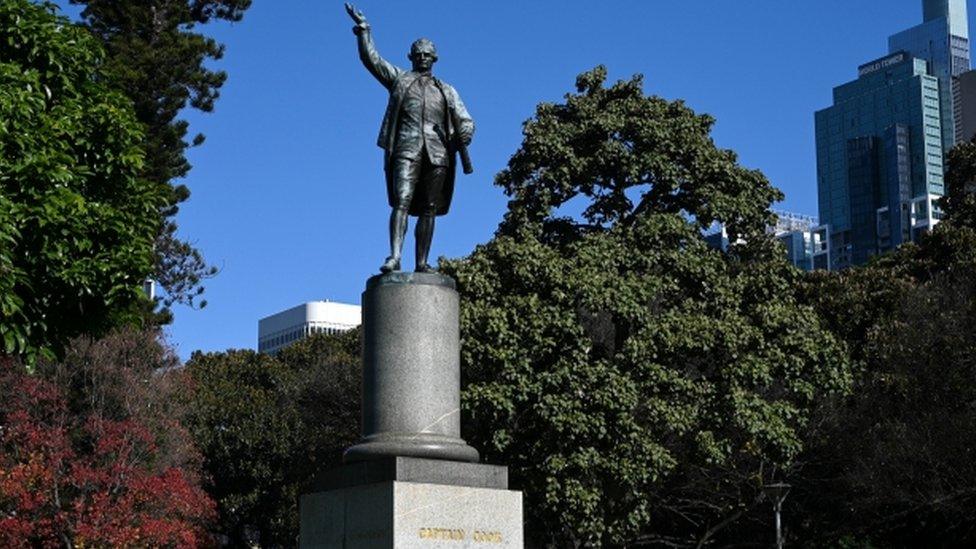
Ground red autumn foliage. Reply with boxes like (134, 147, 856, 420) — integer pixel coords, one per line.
(0, 362, 215, 547)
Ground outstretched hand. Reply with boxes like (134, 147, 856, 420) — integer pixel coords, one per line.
(345, 3, 368, 33)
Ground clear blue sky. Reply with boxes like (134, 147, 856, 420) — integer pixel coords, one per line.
(56, 1, 969, 360)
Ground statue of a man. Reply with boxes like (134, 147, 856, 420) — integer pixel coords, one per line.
(345, 3, 475, 274)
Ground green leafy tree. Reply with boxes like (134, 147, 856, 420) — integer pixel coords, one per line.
(182, 350, 302, 546)
(182, 329, 360, 547)
(790, 140, 976, 546)
(277, 327, 362, 469)
(441, 66, 853, 546)
(68, 0, 253, 314)
(834, 270, 976, 544)
(0, 0, 168, 363)
(943, 136, 976, 229)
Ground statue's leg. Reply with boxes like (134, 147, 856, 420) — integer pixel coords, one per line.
(415, 214, 435, 272)
(415, 164, 447, 273)
(382, 156, 418, 273)
(381, 206, 408, 273)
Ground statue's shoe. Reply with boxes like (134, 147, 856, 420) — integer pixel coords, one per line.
(414, 263, 436, 273)
(380, 256, 401, 273)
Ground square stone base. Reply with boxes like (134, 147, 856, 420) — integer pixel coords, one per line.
(300, 480, 523, 548)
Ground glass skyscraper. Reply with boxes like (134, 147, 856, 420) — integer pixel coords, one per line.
(889, 0, 970, 148)
(815, 0, 970, 269)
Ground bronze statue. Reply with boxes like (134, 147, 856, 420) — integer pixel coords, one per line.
(345, 3, 475, 274)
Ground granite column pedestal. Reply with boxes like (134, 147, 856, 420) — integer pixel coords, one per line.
(300, 272, 523, 548)
(345, 272, 479, 463)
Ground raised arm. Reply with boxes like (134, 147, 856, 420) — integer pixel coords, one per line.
(345, 3, 401, 89)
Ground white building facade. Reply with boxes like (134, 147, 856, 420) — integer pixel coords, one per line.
(770, 210, 831, 271)
(703, 211, 830, 271)
(258, 301, 361, 354)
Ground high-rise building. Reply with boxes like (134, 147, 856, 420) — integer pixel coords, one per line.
(958, 69, 976, 140)
(258, 301, 361, 354)
(770, 211, 830, 271)
(815, 0, 970, 269)
(889, 0, 970, 148)
(815, 53, 944, 268)
(703, 211, 829, 271)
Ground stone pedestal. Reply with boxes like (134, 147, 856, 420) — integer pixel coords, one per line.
(300, 457, 522, 548)
(345, 272, 478, 463)
(300, 273, 523, 548)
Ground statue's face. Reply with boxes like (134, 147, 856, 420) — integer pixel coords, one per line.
(409, 42, 437, 73)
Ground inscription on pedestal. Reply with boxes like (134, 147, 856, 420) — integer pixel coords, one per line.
(393, 482, 522, 547)
(300, 480, 523, 548)
(417, 528, 504, 543)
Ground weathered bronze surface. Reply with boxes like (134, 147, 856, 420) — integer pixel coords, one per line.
(345, 4, 475, 274)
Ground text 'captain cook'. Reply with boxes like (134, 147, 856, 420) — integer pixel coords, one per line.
(346, 3, 475, 274)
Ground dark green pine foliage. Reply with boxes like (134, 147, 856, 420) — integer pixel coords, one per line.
(441, 67, 853, 546)
(69, 0, 252, 314)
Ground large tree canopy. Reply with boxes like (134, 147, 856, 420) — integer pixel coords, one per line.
(182, 329, 360, 546)
(496, 66, 780, 250)
(69, 0, 252, 314)
(442, 67, 853, 546)
(0, 0, 167, 363)
(790, 139, 976, 546)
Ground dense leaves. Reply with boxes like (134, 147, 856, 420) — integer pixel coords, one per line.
(0, 0, 167, 363)
(790, 140, 976, 547)
(943, 136, 976, 229)
(442, 67, 853, 546)
(0, 329, 214, 547)
(39, 327, 202, 474)
(69, 0, 253, 312)
(182, 329, 360, 547)
(496, 66, 779, 249)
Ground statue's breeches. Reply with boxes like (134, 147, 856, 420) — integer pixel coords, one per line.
(391, 153, 447, 216)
